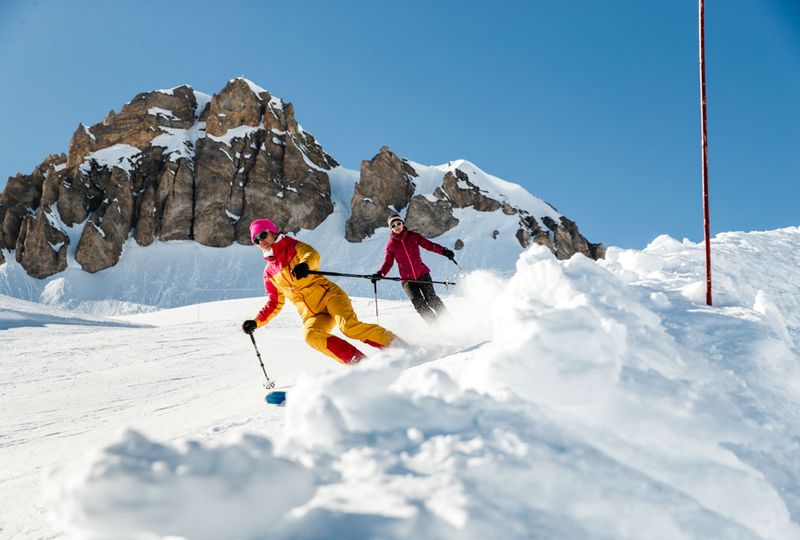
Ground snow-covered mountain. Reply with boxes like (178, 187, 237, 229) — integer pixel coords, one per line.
(2, 226, 799, 539)
(0, 78, 602, 313)
(0, 160, 571, 314)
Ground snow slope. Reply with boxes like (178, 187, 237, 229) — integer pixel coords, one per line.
(0, 155, 559, 315)
(2, 227, 799, 539)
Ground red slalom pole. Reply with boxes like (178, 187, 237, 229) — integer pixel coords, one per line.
(699, 0, 713, 306)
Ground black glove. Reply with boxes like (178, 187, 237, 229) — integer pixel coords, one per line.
(291, 262, 310, 279)
(242, 319, 257, 334)
(442, 248, 455, 260)
(370, 272, 382, 285)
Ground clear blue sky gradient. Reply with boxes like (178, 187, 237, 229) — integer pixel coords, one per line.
(1, 0, 798, 249)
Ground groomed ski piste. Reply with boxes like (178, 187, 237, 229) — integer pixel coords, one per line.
(2, 227, 800, 539)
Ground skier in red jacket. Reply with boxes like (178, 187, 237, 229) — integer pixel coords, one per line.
(372, 214, 455, 323)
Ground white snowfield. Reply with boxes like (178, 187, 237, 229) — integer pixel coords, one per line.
(2, 227, 800, 539)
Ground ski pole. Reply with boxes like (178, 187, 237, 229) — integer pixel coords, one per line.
(307, 269, 455, 287)
(373, 279, 379, 321)
(249, 333, 276, 389)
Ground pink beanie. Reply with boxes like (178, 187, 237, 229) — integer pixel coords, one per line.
(249, 218, 279, 241)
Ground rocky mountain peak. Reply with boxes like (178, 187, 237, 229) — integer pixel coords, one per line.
(345, 146, 418, 242)
(346, 149, 604, 260)
(1, 79, 341, 278)
(67, 85, 199, 169)
(205, 78, 264, 136)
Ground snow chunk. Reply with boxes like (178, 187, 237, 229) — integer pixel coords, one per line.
(646, 234, 685, 253)
(269, 96, 284, 110)
(421, 193, 439, 203)
(44, 430, 316, 540)
(43, 209, 66, 231)
(151, 122, 207, 162)
(155, 86, 181, 96)
(89, 221, 106, 238)
(193, 91, 212, 117)
(147, 107, 179, 120)
(79, 144, 141, 175)
(207, 125, 261, 145)
(82, 124, 96, 141)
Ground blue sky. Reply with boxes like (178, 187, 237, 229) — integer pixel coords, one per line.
(1, 0, 797, 249)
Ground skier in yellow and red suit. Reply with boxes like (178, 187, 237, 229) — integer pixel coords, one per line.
(241, 218, 399, 364)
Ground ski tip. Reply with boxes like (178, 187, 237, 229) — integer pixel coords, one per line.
(265, 390, 286, 405)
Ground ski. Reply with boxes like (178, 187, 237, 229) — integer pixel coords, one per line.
(265, 390, 286, 405)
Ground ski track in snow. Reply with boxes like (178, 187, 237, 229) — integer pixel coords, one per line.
(1, 228, 800, 539)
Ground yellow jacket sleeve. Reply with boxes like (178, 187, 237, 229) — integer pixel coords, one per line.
(295, 241, 321, 270)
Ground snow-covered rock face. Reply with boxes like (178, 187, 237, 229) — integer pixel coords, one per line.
(191, 78, 337, 247)
(15, 204, 70, 278)
(0, 78, 602, 306)
(345, 146, 418, 242)
(346, 149, 604, 261)
(0, 78, 339, 277)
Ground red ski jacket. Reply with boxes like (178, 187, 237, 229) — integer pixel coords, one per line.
(377, 229, 446, 281)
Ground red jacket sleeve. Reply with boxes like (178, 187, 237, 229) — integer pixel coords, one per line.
(377, 242, 396, 276)
(416, 232, 446, 255)
(255, 278, 284, 327)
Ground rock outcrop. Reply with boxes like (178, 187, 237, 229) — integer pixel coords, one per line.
(16, 208, 69, 279)
(0, 78, 337, 277)
(345, 146, 417, 242)
(193, 80, 336, 247)
(349, 151, 604, 261)
(2, 155, 71, 278)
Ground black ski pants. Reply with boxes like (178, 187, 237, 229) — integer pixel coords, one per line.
(402, 273, 447, 323)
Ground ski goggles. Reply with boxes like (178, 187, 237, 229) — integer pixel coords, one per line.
(252, 230, 271, 244)
(390, 220, 404, 229)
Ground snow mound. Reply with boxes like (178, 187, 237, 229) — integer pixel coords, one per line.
(44, 430, 315, 539)
(44, 229, 800, 539)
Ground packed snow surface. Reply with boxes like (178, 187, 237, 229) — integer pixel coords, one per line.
(2, 227, 800, 539)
